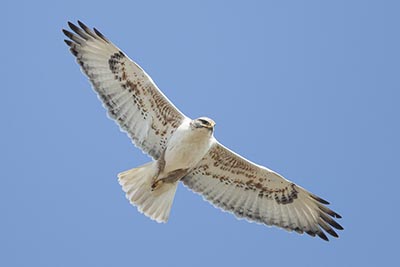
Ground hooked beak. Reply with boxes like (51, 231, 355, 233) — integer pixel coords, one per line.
(208, 119, 216, 128)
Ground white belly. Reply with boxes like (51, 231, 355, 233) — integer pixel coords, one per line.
(162, 120, 214, 174)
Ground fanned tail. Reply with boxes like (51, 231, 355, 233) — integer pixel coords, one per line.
(118, 162, 178, 223)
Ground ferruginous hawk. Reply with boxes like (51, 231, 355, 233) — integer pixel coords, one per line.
(63, 21, 343, 241)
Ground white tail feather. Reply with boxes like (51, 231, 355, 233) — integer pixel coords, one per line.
(118, 162, 178, 223)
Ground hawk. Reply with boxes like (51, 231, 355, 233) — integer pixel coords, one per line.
(63, 21, 343, 241)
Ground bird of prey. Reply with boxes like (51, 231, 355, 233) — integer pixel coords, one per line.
(63, 21, 343, 241)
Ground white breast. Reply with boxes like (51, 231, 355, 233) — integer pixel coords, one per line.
(163, 119, 214, 173)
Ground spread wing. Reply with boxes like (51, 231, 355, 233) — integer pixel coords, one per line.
(182, 142, 343, 241)
(63, 21, 188, 159)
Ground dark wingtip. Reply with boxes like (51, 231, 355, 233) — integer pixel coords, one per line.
(317, 231, 329, 241)
(67, 21, 77, 30)
(94, 27, 108, 42)
(62, 29, 74, 39)
(326, 228, 339, 238)
(68, 21, 88, 40)
(64, 39, 73, 46)
(334, 222, 344, 230)
(77, 21, 89, 33)
(70, 47, 78, 56)
(305, 230, 316, 237)
(318, 204, 342, 219)
(76, 20, 99, 39)
(328, 219, 343, 231)
(310, 193, 330, 205)
(321, 213, 344, 230)
(77, 20, 85, 27)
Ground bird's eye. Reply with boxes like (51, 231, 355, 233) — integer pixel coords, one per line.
(198, 119, 209, 125)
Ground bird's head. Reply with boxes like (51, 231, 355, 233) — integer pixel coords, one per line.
(191, 117, 216, 132)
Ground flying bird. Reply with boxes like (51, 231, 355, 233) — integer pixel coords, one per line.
(63, 21, 343, 241)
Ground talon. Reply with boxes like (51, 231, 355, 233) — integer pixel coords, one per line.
(151, 180, 163, 191)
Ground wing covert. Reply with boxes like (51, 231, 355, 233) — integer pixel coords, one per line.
(63, 21, 188, 159)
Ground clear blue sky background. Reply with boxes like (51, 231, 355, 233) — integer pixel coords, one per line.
(2, 0, 399, 266)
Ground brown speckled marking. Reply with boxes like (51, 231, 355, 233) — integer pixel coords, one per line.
(193, 145, 299, 204)
(106, 52, 184, 157)
(148, 91, 182, 129)
(208, 145, 258, 179)
(109, 52, 148, 119)
(108, 51, 182, 131)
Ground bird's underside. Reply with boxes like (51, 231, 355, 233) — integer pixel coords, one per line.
(63, 21, 343, 241)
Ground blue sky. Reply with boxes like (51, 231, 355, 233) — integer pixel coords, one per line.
(2, 0, 399, 266)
